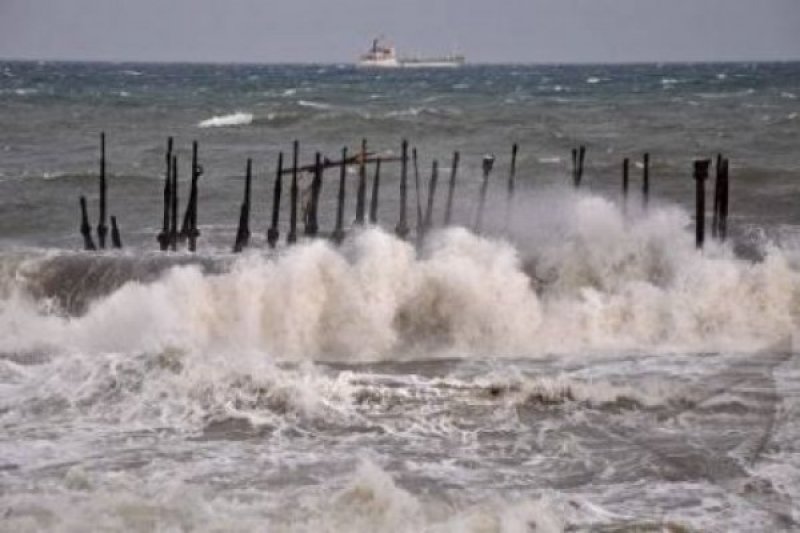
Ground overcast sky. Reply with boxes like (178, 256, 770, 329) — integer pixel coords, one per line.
(1, 0, 799, 64)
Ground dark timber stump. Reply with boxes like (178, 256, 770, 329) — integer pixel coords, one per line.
(423, 160, 438, 234)
(355, 139, 367, 225)
(395, 140, 410, 238)
(474, 154, 495, 234)
(169, 155, 178, 252)
(369, 158, 381, 224)
(712, 154, 722, 240)
(97, 132, 108, 249)
(110, 215, 122, 249)
(181, 140, 201, 251)
(288, 140, 299, 244)
(412, 148, 423, 233)
(622, 157, 630, 214)
(157, 137, 173, 251)
(443, 151, 460, 226)
(267, 152, 283, 248)
(694, 159, 711, 249)
(718, 158, 730, 242)
(79, 196, 96, 251)
(332, 147, 347, 244)
(642, 152, 650, 209)
(305, 152, 323, 236)
(233, 158, 252, 252)
(506, 143, 518, 229)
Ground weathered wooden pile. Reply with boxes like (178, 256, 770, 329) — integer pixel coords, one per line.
(78, 134, 731, 252)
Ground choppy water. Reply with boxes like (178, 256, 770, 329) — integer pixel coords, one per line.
(1, 61, 800, 531)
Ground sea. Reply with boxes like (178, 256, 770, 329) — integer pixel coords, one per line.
(1, 61, 799, 532)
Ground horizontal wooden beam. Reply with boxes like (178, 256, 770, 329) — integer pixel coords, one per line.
(279, 152, 403, 175)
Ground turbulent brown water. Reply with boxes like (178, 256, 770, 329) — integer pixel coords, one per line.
(1, 61, 799, 532)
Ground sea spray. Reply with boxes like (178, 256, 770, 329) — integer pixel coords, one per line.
(2, 193, 800, 360)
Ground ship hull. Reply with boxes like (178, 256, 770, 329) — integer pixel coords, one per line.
(358, 58, 464, 69)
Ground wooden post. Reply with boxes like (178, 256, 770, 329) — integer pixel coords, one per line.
(423, 160, 439, 234)
(232, 204, 247, 253)
(181, 140, 201, 251)
(355, 139, 367, 225)
(443, 151, 460, 226)
(718, 158, 729, 242)
(288, 140, 299, 244)
(694, 159, 710, 249)
(642, 152, 650, 209)
(170, 155, 178, 251)
(97, 132, 108, 249)
(369, 157, 381, 224)
(412, 147, 423, 232)
(110, 215, 122, 249)
(267, 151, 283, 248)
(395, 140, 410, 238)
(474, 154, 495, 234)
(712, 153, 722, 240)
(305, 152, 322, 236)
(79, 196, 96, 251)
(233, 158, 253, 252)
(571, 148, 578, 188)
(157, 137, 172, 251)
(332, 147, 347, 244)
(622, 157, 630, 212)
(505, 143, 518, 229)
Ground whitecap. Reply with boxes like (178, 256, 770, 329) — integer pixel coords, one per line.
(197, 111, 253, 128)
(538, 156, 562, 164)
(298, 99, 331, 110)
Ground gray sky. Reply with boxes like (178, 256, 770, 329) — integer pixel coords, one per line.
(1, 0, 799, 63)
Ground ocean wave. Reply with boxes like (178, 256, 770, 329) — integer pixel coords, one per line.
(297, 99, 332, 110)
(197, 111, 253, 128)
(2, 193, 799, 361)
(0, 457, 573, 532)
(537, 156, 562, 164)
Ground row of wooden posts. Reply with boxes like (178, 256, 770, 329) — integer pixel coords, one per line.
(78, 134, 730, 252)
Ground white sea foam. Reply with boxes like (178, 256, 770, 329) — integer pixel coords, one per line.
(2, 193, 799, 363)
(0, 458, 570, 533)
(537, 156, 562, 164)
(197, 111, 253, 128)
(297, 99, 331, 110)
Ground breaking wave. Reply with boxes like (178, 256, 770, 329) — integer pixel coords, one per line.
(197, 111, 253, 128)
(2, 192, 800, 363)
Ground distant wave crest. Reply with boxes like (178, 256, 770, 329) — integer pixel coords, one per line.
(198, 111, 253, 128)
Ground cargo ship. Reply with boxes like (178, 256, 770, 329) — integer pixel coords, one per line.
(358, 38, 464, 68)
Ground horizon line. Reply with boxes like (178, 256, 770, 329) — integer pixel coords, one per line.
(2, 56, 800, 68)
